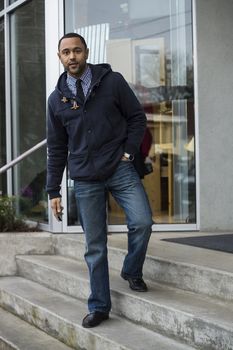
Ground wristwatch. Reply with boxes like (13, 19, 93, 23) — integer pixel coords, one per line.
(123, 152, 134, 161)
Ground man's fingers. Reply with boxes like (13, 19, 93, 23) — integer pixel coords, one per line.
(50, 198, 62, 216)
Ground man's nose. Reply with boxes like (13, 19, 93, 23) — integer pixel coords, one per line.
(69, 51, 75, 59)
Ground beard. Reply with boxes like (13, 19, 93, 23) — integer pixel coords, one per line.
(67, 62, 87, 77)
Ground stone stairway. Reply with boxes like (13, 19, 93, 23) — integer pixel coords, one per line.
(0, 232, 233, 350)
(0, 307, 72, 350)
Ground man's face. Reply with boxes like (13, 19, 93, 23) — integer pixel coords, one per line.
(58, 37, 89, 78)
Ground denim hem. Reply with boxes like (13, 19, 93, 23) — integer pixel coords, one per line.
(121, 271, 143, 279)
(89, 308, 111, 314)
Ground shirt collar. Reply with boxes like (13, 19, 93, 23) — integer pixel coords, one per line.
(80, 65, 92, 86)
(67, 65, 91, 87)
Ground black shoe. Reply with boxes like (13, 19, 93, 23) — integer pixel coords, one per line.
(121, 273, 148, 292)
(82, 311, 109, 328)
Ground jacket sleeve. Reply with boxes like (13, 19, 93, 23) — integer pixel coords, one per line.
(46, 97, 68, 199)
(115, 73, 147, 155)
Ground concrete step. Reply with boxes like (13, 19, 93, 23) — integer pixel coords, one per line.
(16, 254, 233, 350)
(52, 234, 233, 301)
(0, 338, 16, 350)
(0, 277, 195, 350)
(0, 307, 72, 350)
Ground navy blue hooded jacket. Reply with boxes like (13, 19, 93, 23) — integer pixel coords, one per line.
(46, 63, 146, 199)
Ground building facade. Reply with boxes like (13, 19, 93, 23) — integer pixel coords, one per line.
(0, 0, 233, 233)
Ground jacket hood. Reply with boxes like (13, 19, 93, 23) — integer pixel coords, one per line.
(55, 63, 112, 98)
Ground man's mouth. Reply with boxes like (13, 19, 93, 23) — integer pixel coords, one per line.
(69, 63, 78, 68)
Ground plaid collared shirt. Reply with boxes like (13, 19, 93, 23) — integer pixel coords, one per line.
(66, 65, 92, 97)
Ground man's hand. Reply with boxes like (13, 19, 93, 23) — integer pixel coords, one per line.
(121, 155, 130, 161)
(121, 152, 134, 161)
(50, 197, 63, 221)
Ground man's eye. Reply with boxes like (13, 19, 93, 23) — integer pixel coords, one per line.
(61, 50, 69, 55)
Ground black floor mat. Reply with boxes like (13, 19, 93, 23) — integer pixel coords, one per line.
(162, 234, 233, 253)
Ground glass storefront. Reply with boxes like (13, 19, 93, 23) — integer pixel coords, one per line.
(9, 0, 47, 222)
(0, 18, 6, 195)
(64, 0, 196, 228)
(1, 0, 197, 231)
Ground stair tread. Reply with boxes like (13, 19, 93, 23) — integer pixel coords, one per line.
(54, 233, 233, 274)
(0, 307, 72, 350)
(16, 254, 233, 329)
(0, 276, 195, 350)
(53, 235, 233, 303)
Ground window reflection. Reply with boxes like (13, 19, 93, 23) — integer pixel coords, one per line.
(65, 0, 195, 226)
(16, 148, 48, 223)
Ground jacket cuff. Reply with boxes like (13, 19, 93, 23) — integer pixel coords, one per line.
(48, 191, 62, 200)
(124, 142, 139, 155)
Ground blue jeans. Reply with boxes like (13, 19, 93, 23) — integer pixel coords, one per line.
(74, 160, 153, 313)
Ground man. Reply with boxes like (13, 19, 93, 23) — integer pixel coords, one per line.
(46, 33, 153, 328)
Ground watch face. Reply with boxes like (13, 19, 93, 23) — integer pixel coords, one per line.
(129, 154, 134, 161)
(124, 152, 134, 161)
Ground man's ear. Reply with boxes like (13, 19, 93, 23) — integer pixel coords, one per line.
(86, 48, 89, 60)
(57, 52, 61, 59)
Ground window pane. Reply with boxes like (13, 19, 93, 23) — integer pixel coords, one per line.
(10, 0, 47, 222)
(0, 0, 4, 11)
(16, 147, 48, 223)
(65, 0, 196, 226)
(0, 18, 6, 195)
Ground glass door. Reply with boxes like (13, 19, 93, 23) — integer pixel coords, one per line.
(0, 17, 6, 195)
(10, 0, 48, 223)
(64, 0, 196, 231)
